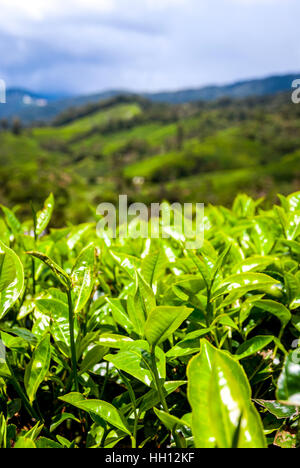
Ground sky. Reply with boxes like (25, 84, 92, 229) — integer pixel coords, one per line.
(0, 0, 299, 95)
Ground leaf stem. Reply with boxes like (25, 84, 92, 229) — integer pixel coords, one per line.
(206, 289, 213, 326)
(31, 258, 36, 296)
(31, 201, 37, 295)
(132, 409, 139, 449)
(119, 370, 139, 448)
(67, 289, 79, 393)
(150, 346, 168, 413)
(273, 327, 284, 360)
(150, 346, 182, 447)
(99, 361, 110, 400)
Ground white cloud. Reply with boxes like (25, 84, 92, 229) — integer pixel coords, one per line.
(0, 0, 298, 94)
(0, 0, 114, 17)
(230, 0, 289, 3)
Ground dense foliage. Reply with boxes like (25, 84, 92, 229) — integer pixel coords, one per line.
(0, 192, 299, 448)
(0, 92, 300, 225)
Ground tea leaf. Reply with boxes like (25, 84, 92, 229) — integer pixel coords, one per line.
(0, 241, 24, 320)
(145, 306, 193, 346)
(187, 339, 266, 448)
(25, 334, 51, 403)
(59, 392, 131, 435)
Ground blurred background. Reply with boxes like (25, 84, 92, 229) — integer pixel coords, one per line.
(0, 0, 299, 224)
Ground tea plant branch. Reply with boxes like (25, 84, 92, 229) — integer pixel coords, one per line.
(150, 346, 168, 413)
(67, 288, 79, 393)
(30, 202, 38, 295)
(99, 361, 110, 400)
(149, 345, 183, 447)
(118, 370, 139, 448)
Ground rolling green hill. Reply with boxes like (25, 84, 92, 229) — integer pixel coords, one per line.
(0, 92, 300, 224)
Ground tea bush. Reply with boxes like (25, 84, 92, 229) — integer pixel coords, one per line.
(0, 192, 299, 448)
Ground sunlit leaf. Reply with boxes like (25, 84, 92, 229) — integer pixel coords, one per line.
(145, 306, 193, 346)
(26, 251, 71, 290)
(35, 193, 55, 236)
(187, 339, 266, 448)
(105, 340, 165, 387)
(277, 351, 300, 406)
(59, 392, 131, 435)
(0, 241, 24, 320)
(24, 334, 51, 403)
(71, 244, 95, 313)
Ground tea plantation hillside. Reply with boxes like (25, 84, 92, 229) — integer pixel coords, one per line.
(0, 91, 300, 449)
(0, 192, 299, 448)
(0, 92, 300, 224)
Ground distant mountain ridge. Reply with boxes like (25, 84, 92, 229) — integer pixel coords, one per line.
(0, 73, 298, 124)
(144, 73, 300, 103)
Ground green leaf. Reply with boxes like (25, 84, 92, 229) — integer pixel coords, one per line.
(59, 392, 131, 435)
(25, 421, 44, 440)
(71, 244, 95, 313)
(98, 334, 133, 349)
(125, 271, 157, 336)
(50, 413, 80, 433)
(153, 408, 190, 431)
(255, 400, 297, 419)
(286, 191, 300, 211)
(276, 351, 300, 406)
(234, 255, 278, 274)
(0, 253, 15, 292)
(210, 244, 232, 285)
(145, 306, 193, 346)
(1, 331, 28, 353)
(35, 193, 54, 236)
(35, 290, 78, 353)
(24, 335, 51, 403)
(106, 298, 134, 333)
(139, 381, 186, 413)
(235, 336, 274, 360)
(187, 339, 266, 448)
(26, 251, 71, 290)
(9, 328, 37, 346)
(14, 437, 37, 448)
(35, 437, 62, 448)
(136, 271, 156, 317)
(187, 250, 211, 289)
(56, 435, 74, 448)
(127, 294, 146, 336)
(281, 240, 300, 256)
(105, 340, 165, 387)
(0, 241, 24, 320)
(166, 328, 213, 358)
(0, 205, 22, 235)
(0, 414, 7, 449)
(254, 300, 291, 328)
(284, 272, 300, 305)
(212, 273, 281, 301)
(212, 314, 239, 331)
(79, 345, 108, 375)
(66, 223, 93, 250)
(0, 219, 10, 246)
(110, 251, 140, 279)
(141, 246, 166, 288)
